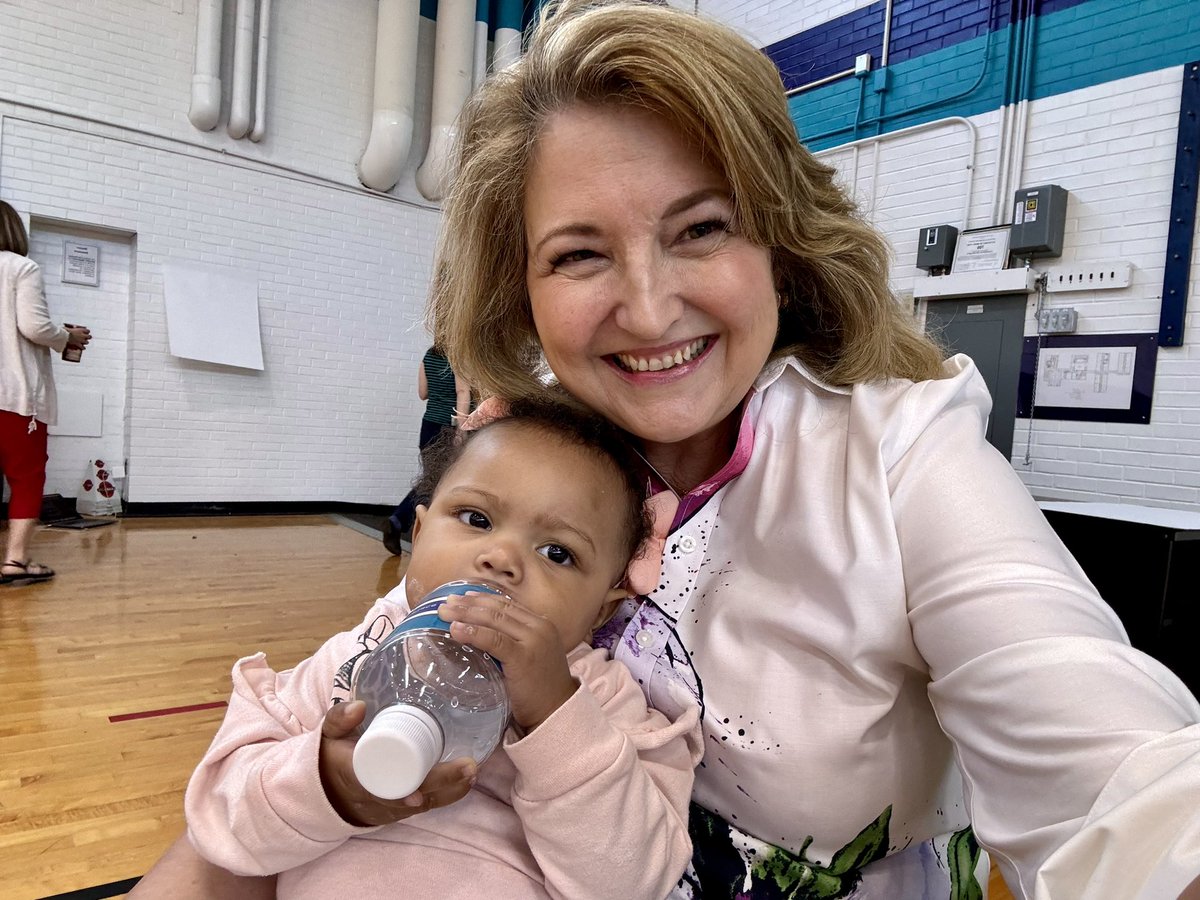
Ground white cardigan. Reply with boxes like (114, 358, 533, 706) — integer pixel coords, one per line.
(0, 250, 69, 424)
(603, 354, 1200, 899)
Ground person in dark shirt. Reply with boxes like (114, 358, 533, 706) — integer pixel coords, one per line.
(383, 346, 471, 554)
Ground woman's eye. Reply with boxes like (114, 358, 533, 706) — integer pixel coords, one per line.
(456, 510, 491, 530)
(683, 219, 728, 241)
(551, 248, 598, 267)
(538, 544, 576, 566)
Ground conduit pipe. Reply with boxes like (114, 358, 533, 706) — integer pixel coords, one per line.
(493, 0, 523, 71)
(187, 0, 223, 131)
(473, 0, 489, 88)
(227, 0, 257, 139)
(250, 0, 272, 142)
(416, 0, 476, 201)
(357, 0, 421, 191)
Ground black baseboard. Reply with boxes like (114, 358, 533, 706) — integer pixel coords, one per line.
(121, 500, 394, 518)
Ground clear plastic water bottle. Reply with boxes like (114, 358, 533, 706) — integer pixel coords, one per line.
(350, 581, 512, 799)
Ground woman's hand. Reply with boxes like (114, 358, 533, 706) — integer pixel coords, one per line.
(65, 324, 92, 347)
(317, 700, 476, 826)
(438, 592, 578, 732)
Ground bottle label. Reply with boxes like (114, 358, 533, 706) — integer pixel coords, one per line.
(388, 582, 505, 640)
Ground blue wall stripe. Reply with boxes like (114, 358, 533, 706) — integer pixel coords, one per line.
(785, 0, 1200, 152)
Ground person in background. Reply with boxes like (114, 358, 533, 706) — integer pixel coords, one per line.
(0, 199, 91, 587)
(382, 344, 472, 555)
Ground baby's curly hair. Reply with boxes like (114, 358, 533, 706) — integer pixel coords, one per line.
(412, 397, 652, 568)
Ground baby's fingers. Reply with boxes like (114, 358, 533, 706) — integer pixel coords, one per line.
(404, 758, 478, 811)
(321, 700, 366, 740)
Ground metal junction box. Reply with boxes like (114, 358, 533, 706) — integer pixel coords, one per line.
(1010, 184, 1068, 259)
(916, 224, 958, 272)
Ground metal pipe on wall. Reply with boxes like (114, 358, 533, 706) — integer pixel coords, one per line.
(187, 0, 223, 131)
(416, 0, 476, 201)
(249, 0, 272, 142)
(357, 0, 421, 191)
(227, 0, 257, 139)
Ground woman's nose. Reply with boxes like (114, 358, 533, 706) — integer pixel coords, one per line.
(613, 257, 683, 340)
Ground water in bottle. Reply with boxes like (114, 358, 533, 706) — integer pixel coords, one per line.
(351, 581, 511, 799)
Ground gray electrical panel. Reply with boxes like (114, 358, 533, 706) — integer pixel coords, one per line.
(916, 224, 958, 273)
(1010, 184, 1068, 259)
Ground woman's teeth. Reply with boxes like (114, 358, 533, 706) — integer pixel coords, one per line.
(615, 337, 709, 373)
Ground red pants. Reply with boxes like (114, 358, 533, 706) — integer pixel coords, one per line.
(0, 409, 48, 519)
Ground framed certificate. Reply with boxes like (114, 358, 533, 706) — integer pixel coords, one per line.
(950, 225, 1011, 274)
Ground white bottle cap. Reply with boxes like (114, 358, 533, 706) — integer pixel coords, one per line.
(352, 705, 445, 800)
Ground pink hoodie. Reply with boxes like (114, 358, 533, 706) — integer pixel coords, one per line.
(186, 592, 703, 899)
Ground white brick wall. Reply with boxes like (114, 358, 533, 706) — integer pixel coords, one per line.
(2, 0, 1197, 514)
(793, 64, 1200, 513)
(1, 0, 441, 505)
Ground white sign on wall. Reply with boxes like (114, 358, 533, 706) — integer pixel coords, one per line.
(62, 241, 100, 286)
(162, 261, 265, 370)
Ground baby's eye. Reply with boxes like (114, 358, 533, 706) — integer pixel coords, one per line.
(683, 219, 729, 241)
(538, 543, 576, 566)
(456, 510, 491, 530)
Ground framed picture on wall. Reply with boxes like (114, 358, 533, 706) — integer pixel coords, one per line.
(1017, 333, 1158, 424)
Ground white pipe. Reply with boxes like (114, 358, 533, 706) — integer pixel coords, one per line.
(817, 116, 979, 231)
(416, 0, 476, 202)
(187, 0, 223, 131)
(473, 19, 489, 88)
(357, 0, 421, 192)
(992, 103, 1013, 224)
(249, 0, 272, 142)
(493, 28, 521, 71)
(227, 0, 256, 139)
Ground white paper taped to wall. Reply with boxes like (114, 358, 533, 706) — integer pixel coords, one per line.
(162, 261, 265, 370)
(48, 390, 103, 436)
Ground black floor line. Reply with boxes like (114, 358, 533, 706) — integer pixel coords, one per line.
(38, 876, 141, 900)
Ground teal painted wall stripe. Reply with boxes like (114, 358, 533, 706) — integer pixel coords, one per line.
(790, 0, 1200, 152)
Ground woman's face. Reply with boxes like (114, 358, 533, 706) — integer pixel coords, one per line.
(524, 104, 778, 454)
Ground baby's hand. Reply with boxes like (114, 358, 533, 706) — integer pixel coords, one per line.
(318, 700, 476, 826)
(438, 592, 577, 732)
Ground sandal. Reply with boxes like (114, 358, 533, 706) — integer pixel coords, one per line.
(0, 560, 56, 586)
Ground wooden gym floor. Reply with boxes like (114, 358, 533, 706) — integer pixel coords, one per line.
(0, 516, 1014, 900)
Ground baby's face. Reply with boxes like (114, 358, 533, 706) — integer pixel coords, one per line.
(406, 423, 632, 650)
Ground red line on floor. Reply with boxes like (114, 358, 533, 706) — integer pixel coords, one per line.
(109, 700, 228, 723)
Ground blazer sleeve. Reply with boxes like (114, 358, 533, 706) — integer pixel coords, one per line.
(505, 647, 703, 900)
(14, 260, 69, 351)
(184, 600, 399, 875)
(886, 363, 1200, 899)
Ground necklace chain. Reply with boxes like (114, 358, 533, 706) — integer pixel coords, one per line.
(630, 445, 683, 499)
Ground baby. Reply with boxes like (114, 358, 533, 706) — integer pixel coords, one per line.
(185, 397, 702, 899)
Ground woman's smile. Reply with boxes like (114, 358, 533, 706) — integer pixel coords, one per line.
(611, 336, 713, 375)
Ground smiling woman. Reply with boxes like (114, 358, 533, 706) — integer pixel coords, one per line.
(424, 1, 1200, 897)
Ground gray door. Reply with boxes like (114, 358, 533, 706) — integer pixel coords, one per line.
(924, 294, 1027, 461)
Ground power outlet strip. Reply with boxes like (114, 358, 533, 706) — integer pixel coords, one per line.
(1038, 307, 1078, 333)
(1044, 261, 1133, 293)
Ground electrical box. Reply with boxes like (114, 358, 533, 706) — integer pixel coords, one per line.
(1037, 306, 1078, 334)
(915, 224, 958, 273)
(1010, 184, 1068, 259)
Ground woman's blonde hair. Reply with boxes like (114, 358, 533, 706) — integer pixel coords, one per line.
(429, 0, 945, 398)
(0, 201, 30, 256)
